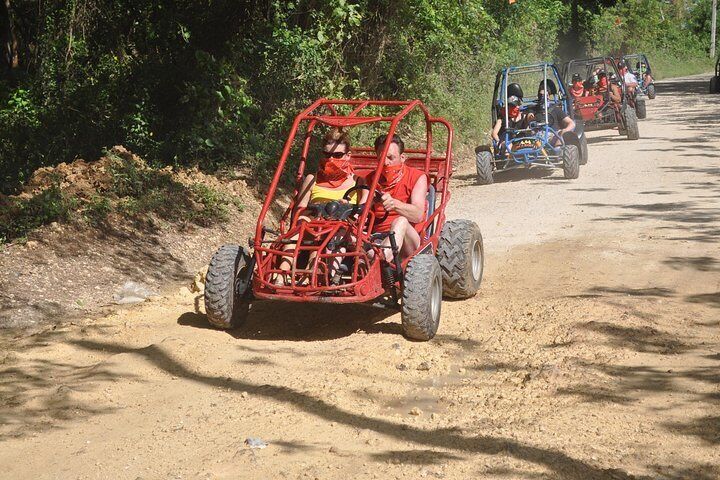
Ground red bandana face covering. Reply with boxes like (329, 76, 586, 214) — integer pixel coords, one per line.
(317, 158, 353, 187)
(508, 105, 520, 118)
(380, 163, 405, 190)
(598, 77, 608, 89)
(572, 81, 584, 92)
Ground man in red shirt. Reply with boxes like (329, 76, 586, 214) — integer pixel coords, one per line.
(371, 134, 428, 263)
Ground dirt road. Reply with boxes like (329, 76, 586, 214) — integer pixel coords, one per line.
(1, 75, 718, 479)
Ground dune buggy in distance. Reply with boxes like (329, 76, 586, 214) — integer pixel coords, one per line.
(204, 99, 484, 341)
(475, 62, 587, 185)
(563, 56, 640, 140)
(710, 55, 720, 94)
(623, 53, 656, 100)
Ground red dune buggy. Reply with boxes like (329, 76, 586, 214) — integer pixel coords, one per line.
(563, 57, 640, 140)
(203, 99, 484, 340)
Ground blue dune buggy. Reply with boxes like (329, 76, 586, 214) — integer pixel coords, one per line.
(710, 56, 720, 94)
(475, 62, 588, 185)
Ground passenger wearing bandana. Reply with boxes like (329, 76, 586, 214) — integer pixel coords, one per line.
(277, 128, 368, 285)
(369, 134, 428, 263)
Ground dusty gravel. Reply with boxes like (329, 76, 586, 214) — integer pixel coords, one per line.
(0, 74, 718, 480)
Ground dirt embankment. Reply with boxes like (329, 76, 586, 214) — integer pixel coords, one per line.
(0, 146, 263, 330)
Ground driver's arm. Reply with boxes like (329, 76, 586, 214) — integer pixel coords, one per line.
(558, 115, 575, 135)
(382, 175, 427, 224)
(491, 119, 502, 142)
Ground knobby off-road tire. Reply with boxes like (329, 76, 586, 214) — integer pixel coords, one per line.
(562, 144, 580, 180)
(635, 99, 647, 119)
(624, 107, 640, 140)
(204, 244, 251, 329)
(437, 219, 483, 299)
(475, 150, 494, 185)
(647, 83, 656, 99)
(579, 135, 589, 166)
(401, 254, 443, 341)
(710, 77, 720, 94)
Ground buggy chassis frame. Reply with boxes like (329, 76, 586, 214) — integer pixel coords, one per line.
(563, 56, 631, 132)
(250, 99, 453, 304)
(486, 62, 581, 173)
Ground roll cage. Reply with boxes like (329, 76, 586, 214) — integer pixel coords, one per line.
(251, 99, 453, 303)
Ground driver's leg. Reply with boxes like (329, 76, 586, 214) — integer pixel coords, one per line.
(383, 216, 420, 263)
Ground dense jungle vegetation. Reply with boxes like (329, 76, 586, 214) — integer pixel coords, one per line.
(0, 0, 716, 194)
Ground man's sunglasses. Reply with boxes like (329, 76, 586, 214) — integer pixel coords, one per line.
(322, 150, 349, 158)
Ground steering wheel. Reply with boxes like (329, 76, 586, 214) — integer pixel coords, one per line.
(342, 184, 389, 224)
(342, 184, 369, 204)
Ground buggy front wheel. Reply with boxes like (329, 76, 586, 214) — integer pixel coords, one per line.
(204, 245, 252, 329)
(401, 254, 442, 341)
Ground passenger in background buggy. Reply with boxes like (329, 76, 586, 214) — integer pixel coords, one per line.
(491, 94, 532, 154)
(635, 61, 653, 88)
(570, 73, 587, 99)
(529, 79, 575, 147)
(608, 73, 623, 104)
(618, 62, 639, 97)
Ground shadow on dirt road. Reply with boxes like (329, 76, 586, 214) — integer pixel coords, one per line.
(67, 337, 660, 480)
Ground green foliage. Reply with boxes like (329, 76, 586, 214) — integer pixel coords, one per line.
(0, 0, 714, 197)
(585, 0, 713, 77)
(0, 182, 77, 241)
(189, 183, 230, 225)
(107, 154, 236, 226)
(84, 195, 112, 225)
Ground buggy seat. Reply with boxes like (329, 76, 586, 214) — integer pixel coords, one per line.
(573, 95, 607, 121)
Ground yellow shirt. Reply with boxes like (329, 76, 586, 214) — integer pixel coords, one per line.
(309, 183, 359, 204)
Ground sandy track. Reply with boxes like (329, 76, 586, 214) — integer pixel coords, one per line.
(1, 75, 719, 480)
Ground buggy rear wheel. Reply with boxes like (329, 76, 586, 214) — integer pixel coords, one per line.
(710, 77, 720, 94)
(579, 134, 589, 165)
(624, 107, 640, 140)
(475, 150, 494, 185)
(635, 99, 647, 119)
(647, 83, 656, 99)
(401, 254, 442, 341)
(562, 144, 580, 179)
(204, 244, 252, 329)
(437, 219, 483, 299)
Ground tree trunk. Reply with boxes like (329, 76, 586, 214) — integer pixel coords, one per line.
(0, 0, 19, 74)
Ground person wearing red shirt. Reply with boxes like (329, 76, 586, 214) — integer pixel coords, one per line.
(570, 73, 586, 99)
(370, 134, 428, 264)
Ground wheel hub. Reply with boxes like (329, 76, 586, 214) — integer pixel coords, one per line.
(471, 240, 482, 281)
